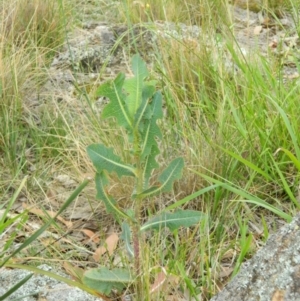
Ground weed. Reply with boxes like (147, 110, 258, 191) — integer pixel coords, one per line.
(84, 54, 205, 300)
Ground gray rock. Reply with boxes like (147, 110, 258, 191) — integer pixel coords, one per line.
(0, 264, 102, 301)
(210, 214, 300, 301)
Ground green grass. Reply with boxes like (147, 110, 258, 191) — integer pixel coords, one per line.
(1, 0, 300, 300)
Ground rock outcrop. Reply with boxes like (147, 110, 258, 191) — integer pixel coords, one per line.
(210, 213, 300, 301)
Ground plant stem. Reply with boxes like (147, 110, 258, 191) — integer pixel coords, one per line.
(132, 128, 149, 300)
(132, 223, 142, 299)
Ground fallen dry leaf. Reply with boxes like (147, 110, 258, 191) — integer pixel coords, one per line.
(81, 229, 100, 243)
(150, 270, 167, 294)
(103, 232, 119, 255)
(23, 203, 73, 228)
(93, 232, 119, 261)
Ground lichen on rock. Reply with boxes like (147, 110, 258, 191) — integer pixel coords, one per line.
(210, 214, 300, 301)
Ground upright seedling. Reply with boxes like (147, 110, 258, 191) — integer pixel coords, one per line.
(84, 54, 204, 300)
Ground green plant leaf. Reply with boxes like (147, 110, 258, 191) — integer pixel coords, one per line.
(97, 73, 133, 130)
(95, 172, 131, 221)
(158, 157, 184, 191)
(139, 91, 163, 160)
(140, 210, 205, 232)
(83, 267, 132, 295)
(121, 222, 134, 257)
(136, 91, 163, 189)
(97, 54, 152, 132)
(142, 144, 160, 189)
(136, 157, 184, 198)
(123, 54, 149, 118)
(87, 144, 136, 178)
(134, 84, 156, 133)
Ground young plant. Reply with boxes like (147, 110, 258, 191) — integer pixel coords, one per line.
(84, 54, 204, 300)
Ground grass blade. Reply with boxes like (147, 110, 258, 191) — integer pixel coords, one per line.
(1, 179, 90, 267)
(192, 170, 292, 222)
(0, 273, 33, 301)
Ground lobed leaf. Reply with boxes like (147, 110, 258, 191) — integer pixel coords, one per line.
(157, 157, 184, 191)
(97, 73, 133, 131)
(140, 210, 205, 232)
(95, 172, 131, 221)
(97, 54, 153, 132)
(87, 144, 136, 178)
(134, 84, 156, 133)
(134, 90, 163, 189)
(142, 144, 160, 189)
(136, 157, 184, 198)
(123, 54, 149, 118)
(83, 267, 132, 295)
(139, 91, 163, 160)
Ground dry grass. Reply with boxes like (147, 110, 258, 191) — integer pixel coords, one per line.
(1, 0, 66, 47)
(1, 0, 300, 300)
(0, 0, 68, 112)
(0, 0, 71, 184)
